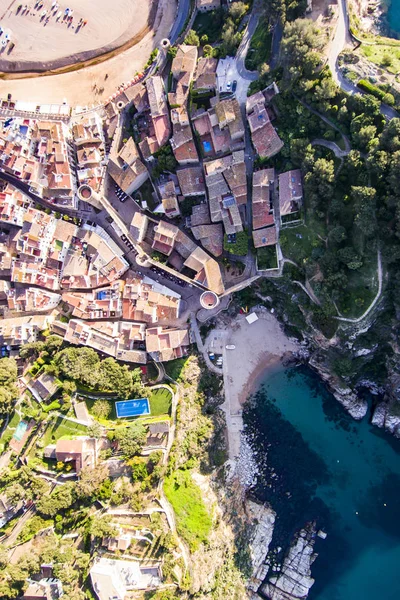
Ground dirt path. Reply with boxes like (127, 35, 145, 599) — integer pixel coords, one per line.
(334, 247, 383, 323)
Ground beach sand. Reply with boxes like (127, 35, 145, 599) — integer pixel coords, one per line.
(0, 0, 176, 104)
(218, 309, 298, 461)
(0, 0, 151, 65)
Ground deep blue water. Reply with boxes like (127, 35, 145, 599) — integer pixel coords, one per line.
(388, 0, 400, 35)
(244, 366, 400, 600)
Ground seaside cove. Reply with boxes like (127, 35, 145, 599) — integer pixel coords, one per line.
(244, 365, 400, 600)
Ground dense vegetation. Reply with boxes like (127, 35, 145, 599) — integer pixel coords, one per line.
(0, 358, 18, 414)
(242, 16, 400, 388)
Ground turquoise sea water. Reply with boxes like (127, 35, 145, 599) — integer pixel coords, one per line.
(244, 366, 400, 600)
(388, 0, 400, 34)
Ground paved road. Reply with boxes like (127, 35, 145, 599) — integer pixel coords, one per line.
(169, 0, 192, 43)
(189, 313, 223, 375)
(311, 138, 350, 158)
(235, 6, 262, 86)
(329, 0, 398, 120)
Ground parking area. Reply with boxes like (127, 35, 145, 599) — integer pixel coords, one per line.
(103, 175, 140, 227)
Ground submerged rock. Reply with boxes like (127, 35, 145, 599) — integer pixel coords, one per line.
(260, 522, 319, 600)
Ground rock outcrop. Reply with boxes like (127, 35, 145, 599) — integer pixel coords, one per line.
(246, 500, 276, 592)
(309, 357, 368, 420)
(372, 375, 400, 437)
(260, 523, 319, 600)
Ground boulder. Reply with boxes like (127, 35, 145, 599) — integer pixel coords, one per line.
(246, 500, 276, 592)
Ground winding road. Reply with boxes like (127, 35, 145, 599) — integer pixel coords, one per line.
(328, 0, 398, 119)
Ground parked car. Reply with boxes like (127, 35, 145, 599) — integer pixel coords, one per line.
(232, 80, 237, 93)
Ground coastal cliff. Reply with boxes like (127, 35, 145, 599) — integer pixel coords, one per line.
(372, 374, 400, 437)
(308, 355, 368, 420)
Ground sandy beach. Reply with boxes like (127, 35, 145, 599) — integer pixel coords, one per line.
(0, 0, 176, 104)
(0, 0, 152, 66)
(216, 309, 298, 461)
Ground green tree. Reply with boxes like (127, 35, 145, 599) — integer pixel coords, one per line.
(5, 483, 26, 505)
(129, 457, 149, 481)
(54, 347, 100, 388)
(89, 515, 117, 540)
(98, 359, 135, 398)
(92, 399, 112, 420)
(304, 157, 335, 213)
(114, 422, 147, 458)
(203, 44, 213, 58)
(75, 464, 110, 499)
(43, 335, 63, 355)
(86, 422, 103, 438)
(352, 186, 377, 237)
(228, 0, 248, 22)
(184, 29, 200, 46)
(19, 342, 45, 360)
(328, 225, 347, 244)
(36, 483, 75, 517)
(337, 246, 363, 270)
(280, 19, 325, 88)
(0, 358, 18, 414)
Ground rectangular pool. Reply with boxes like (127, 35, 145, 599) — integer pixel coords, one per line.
(13, 420, 28, 442)
(115, 398, 150, 418)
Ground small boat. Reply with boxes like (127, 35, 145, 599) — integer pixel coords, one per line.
(226, 345, 236, 350)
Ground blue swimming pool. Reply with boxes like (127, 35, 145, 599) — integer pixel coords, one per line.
(115, 398, 150, 418)
(13, 421, 28, 442)
(202, 140, 212, 153)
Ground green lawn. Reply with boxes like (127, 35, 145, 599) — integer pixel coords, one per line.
(164, 470, 212, 552)
(84, 386, 172, 424)
(41, 416, 88, 448)
(224, 231, 249, 256)
(164, 358, 189, 382)
(360, 44, 400, 75)
(279, 220, 325, 266)
(245, 17, 272, 71)
(149, 388, 172, 416)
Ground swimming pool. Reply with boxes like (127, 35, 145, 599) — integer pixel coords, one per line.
(202, 140, 212, 153)
(13, 421, 28, 442)
(115, 398, 150, 418)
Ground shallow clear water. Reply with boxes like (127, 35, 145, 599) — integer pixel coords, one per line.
(244, 366, 400, 600)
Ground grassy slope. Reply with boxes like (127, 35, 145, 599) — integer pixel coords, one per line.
(164, 469, 212, 551)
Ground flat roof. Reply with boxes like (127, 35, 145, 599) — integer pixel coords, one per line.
(245, 313, 259, 324)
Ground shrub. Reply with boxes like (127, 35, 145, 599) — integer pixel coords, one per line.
(357, 79, 386, 102)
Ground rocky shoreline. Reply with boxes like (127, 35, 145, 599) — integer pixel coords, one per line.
(244, 495, 325, 600)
